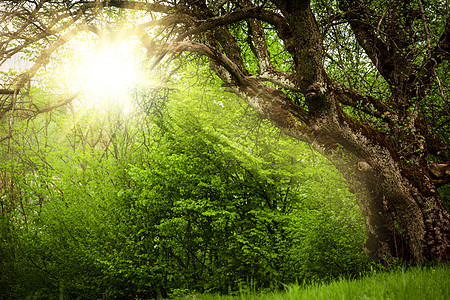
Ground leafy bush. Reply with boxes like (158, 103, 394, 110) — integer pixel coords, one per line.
(123, 123, 298, 293)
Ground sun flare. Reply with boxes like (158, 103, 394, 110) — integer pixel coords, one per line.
(77, 41, 140, 108)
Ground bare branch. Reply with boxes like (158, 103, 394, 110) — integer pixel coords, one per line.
(176, 7, 284, 42)
(37, 91, 81, 114)
(80, 0, 172, 13)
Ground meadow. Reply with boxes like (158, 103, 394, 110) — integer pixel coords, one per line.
(173, 264, 450, 300)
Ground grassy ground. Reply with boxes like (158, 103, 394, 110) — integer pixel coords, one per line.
(173, 264, 450, 300)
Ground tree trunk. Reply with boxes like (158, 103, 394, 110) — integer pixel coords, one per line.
(350, 160, 450, 264)
(305, 88, 450, 264)
(304, 86, 450, 264)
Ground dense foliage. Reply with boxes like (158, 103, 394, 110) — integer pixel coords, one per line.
(0, 68, 369, 298)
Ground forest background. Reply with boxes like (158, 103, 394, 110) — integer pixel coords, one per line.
(0, 57, 371, 299)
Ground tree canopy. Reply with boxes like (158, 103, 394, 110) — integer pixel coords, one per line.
(1, 0, 449, 269)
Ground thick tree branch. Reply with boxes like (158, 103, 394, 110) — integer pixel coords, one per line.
(246, 16, 271, 74)
(172, 5, 296, 74)
(242, 1, 297, 90)
(79, 0, 171, 13)
(176, 7, 267, 41)
(272, 0, 324, 96)
(405, 14, 450, 105)
(156, 39, 311, 144)
(162, 41, 246, 85)
(416, 14, 450, 99)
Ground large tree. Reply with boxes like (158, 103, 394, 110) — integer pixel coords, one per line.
(1, 0, 449, 264)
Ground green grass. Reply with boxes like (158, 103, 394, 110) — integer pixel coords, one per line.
(172, 264, 450, 300)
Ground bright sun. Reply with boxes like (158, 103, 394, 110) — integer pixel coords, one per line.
(76, 40, 140, 108)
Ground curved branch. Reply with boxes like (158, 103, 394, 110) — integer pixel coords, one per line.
(0, 89, 14, 95)
(157, 40, 311, 143)
(164, 41, 247, 85)
(246, 15, 271, 74)
(176, 7, 264, 41)
(409, 14, 450, 102)
(416, 14, 450, 94)
(173, 6, 295, 64)
(79, 0, 172, 13)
